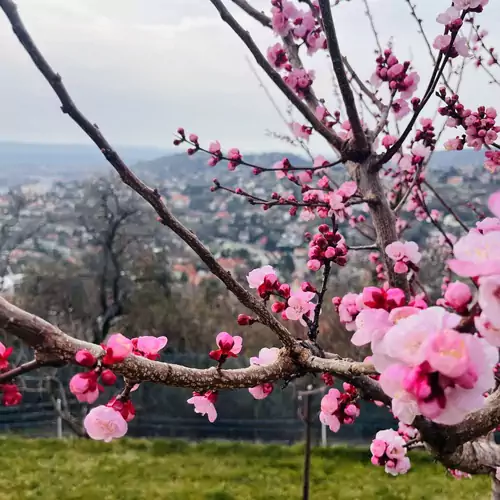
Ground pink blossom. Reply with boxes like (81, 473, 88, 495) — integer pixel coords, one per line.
(248, 383, 274, 400)
(103, 333, 133, 364)
(209, 332, 243, 361)
(337, 181, 357, 198)
(271, 9, 290, 36)
(392, 99, 410, 120)
(319, 389, 341, 432)
(351, 309, 392, 347)
(476, 217, 500, 234)
(285, 290, 316, 325)
(291, 122, 311, 140)
(475, 314, 500, 347)
(84, 405, 128, 442)
(436, 7, 461, 26)
(315, 105, 328, 121)
(227, 148, 242, 162)
(313, 156, 329, 170)
(484, 151, 500, 173)
(337, 293, 360, 329)
(412, 142, 431, 161)
(382, 135, 397, 148)
(266, 42, 288, 69)
(250, 347, 280, 366)
(478, 275, 500, 325)
(187, 391, 218, 422)
(448, 231, 500, 277)
(454, 0, 489, 9)
(371, 429, 410, 475)
(426, 329, 469, 378)
(208, 140, 221, 155)
(444, 137, 463, 150)
(247, 265, 277, 289)
(69, 372, 100, 404)
(444, 281, 472, 311)
(488, 191, 500, 218)
(434, 34, 452, 51)
(400, 72, 420, 100)
(386, 241, 421, 274)
(284, 68, 315, 97)
(134, 336, 168, 359)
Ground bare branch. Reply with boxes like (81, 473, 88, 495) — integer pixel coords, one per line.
(318, 0, 369, 153)
(0, 359, 44, 383)
(362, 0, 382, 55)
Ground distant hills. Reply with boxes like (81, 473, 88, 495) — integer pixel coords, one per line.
(0, 141, 487, 188)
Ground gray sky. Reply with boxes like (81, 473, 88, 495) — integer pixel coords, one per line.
(1, 0, 499, 153)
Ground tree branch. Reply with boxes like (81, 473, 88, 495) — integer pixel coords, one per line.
(209, 0, 343, 150)
(0, 359, 44, 383)
(318, 0, 369, 153)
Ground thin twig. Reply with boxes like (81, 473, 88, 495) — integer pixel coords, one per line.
(210, 0, 344, 150)
(362, 0, 382, 54)
(310, 261, 331, 341)
(0, 359, 44, 383)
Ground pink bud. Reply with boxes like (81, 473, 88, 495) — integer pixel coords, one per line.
(444, 281, 472, 311)
(307, 259, 322, 271)
(100, 369, 117, 386)
(188, 133, 198, 143)
(75, 349, 96, 367)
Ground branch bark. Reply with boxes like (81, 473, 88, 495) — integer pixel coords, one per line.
(318, 0, 369, 153)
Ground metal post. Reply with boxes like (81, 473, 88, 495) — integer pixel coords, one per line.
(321, 420, 327, 448)
(302, 384, 313, 500)
(56, 398, 63, 439)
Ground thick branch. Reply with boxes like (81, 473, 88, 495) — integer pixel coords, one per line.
(318, 0, 369, 153)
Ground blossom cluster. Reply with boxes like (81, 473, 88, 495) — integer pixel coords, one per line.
(306, 223, 348, 271)
(370, 429, 411, 476)
(319, 383, 360, 433)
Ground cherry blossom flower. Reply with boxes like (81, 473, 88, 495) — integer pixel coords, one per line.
(187, 391, 218, 423)
(248, 347, 280, 400)
(248, 383, 274, 400)
(319, 388, 341, 432)
(102, 333, 133, 365)
(250, 347, 280, 366)
(291, 122, 312, 140)
(133, 336, 168, 360)
(266, 42, 288, 68)
(392, 99, 410, 120)
(436, 7, 461, 26)
(454, 0, 489, 9)
(475, 314, 500, 347)
(386, 241, 421, 274)
(69, 372, 101, 404)
(209, 332, 243, 361)
(370, 429, 411, 475)
(84, 405, 128, 442)
(448, 469, 472, 480)
(478, 275, 500, 325)
(336, 293, 361, 330)
(246, 265, 277, 289)
(284, 290, 316, 325)
(448, 231, 500, 277)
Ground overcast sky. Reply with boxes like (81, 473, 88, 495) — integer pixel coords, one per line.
(1, 0, 499, 153)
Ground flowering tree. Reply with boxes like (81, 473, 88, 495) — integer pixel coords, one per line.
(1, 0, 500, 495)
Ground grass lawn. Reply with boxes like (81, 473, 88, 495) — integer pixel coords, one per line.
(0, 437, 489, 499)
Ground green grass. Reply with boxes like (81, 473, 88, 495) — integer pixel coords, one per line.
(0, 437, 489, 499)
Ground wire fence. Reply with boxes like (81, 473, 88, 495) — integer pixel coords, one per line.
(0, 353, 396, 444)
